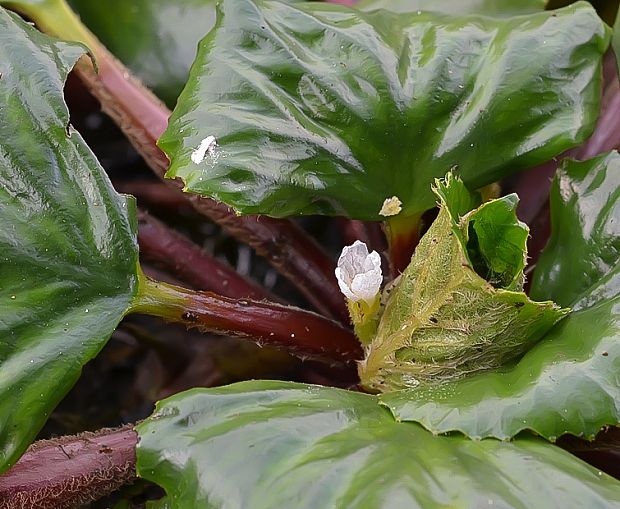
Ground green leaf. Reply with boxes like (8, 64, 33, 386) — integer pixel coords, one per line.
(530, 152, 620, 308)
(136, 381, 620, 509)
(65, 0, 306, 106)
(359, 175, 566, 392)
(379, 153, 620, 440)
(0, 8, 139, 471)
(160, 0, 610, 220)
(357, 0, 546, 15)
(67, 0, 217, 106)
(466, 194, 529, 290)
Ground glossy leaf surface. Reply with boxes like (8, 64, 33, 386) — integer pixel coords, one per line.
(530, 140, 620, 307)
(136, 381, 620, 509)
(357, 0, 546, 15)
(380, 153, 620, 440)
(0, 8, 139, 471)
(161, 0, 609, 220)
(68, 0, 217, 106)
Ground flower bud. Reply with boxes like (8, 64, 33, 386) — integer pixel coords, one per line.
(335, 241, 383, 345)
(336, 241, 382, 305)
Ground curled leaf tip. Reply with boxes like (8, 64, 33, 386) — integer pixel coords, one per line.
(360, 175, 568, 393)
(335, 241, 382, 305)
(379, 196, 402, 217)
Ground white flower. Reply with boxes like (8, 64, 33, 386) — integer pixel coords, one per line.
(191, 135, 217, 164)
(335, 241, 382, 304)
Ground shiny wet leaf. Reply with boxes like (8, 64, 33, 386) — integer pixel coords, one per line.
(161, 0, 609, 220)
(136, 381, 620, 509)
(0, 7, 139, 472)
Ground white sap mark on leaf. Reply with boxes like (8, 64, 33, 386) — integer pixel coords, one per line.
(379, 196, 402, 217)
(191, 135, 217, 164)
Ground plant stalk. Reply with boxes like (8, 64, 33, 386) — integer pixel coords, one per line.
(132, 274, 363, 364)
(0, 426, 137, 509)
(337, 218, 387, 256)
(384, 213, 422, 277)
(137, 209, 274, 301)
(114, 179, 193, 212)
(6, 0, 349, 324)
(558, 426, 620, 481)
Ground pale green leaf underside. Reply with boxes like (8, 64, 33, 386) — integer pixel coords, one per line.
(360, 176, 565, 392)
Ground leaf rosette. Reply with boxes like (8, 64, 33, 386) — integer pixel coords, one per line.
(359, 175, 568, 392)
(380, 152, 620, 440)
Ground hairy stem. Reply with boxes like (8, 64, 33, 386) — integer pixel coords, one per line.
(0, 426, 137, 509)
(137, 209, 274, 301)
(133, 274, 362, 365)
(7, 0, 348, 324)
(114, 179, 193, 211)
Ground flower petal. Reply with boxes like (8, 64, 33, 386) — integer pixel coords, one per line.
(336, 241, 382, 303)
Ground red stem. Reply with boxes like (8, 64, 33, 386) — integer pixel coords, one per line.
(577, 66, 620, 160)
(338, 218, 387, 255)
(137, 209, 274, 301)
(559, 427, 620, 481)
(115, 179, 193, 212)
(71, 33, 348, 323)
(134, 278, 363, 365)
(384, 214, 423, 277)
(0, 426, 137, 509)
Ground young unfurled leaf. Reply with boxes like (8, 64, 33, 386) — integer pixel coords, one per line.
(160, 0, 609, 220)
(379, 153, 620, 441)
(359, 175, 567, 393)
(136, 382, 620, 509)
